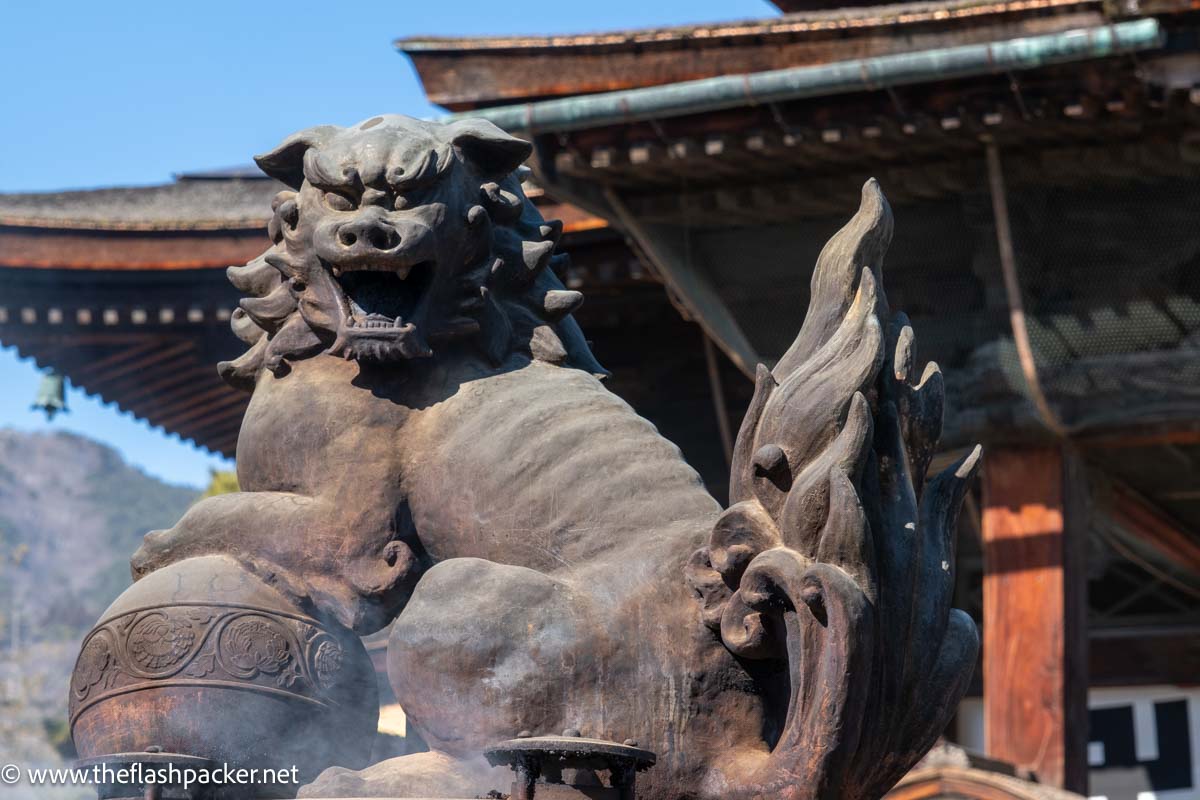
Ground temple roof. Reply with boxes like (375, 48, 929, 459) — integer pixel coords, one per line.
(888, 743, 1086, 800)
(0, 176, 279, 232)
(0, 173, 606, 237)
(0, 175, 629, 461)
(399, 0, 1090, 53)
(398, 0, 1105, 109)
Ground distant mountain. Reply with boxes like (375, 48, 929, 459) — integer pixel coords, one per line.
(0, 429, 198, 795)
(0, 428, 199, 641)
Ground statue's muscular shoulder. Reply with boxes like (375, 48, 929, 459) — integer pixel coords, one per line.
(236, 356, 412, 496)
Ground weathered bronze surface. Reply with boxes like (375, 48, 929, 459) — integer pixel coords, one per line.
(69, 556, 378, 796)
(86, 115, 979, 800)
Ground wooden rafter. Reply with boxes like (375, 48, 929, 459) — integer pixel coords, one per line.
(148, 379, 239, 415)
(1109, 482, 1200, 575)
(153, 390, 248, 433)
(66, 338, 166, 380)
(87, 340, 194, 385)
(103, 365, 218, 408)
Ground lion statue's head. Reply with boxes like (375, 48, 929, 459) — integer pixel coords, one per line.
(218, 114, 605, 388)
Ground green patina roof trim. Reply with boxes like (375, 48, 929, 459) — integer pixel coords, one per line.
(445, 19, 1163, 134)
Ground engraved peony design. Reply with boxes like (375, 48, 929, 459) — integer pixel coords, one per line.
(128, 614, 196, 672)
(69, 564, 379, 784)
(72, 632, 114, 699)
(311, 638, 345, 691)
(219, 616, 293, 678)
(70, 604, 357, 730)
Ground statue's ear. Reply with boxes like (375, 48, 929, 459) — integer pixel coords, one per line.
(450, 119, 533, 177)
(255, 125, 339, 189)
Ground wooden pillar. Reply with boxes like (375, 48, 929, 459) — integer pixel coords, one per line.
(981, 447, 1088, 792)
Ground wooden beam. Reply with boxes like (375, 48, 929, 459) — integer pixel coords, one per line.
(153, 389, 248, 432)
(208, 435, 239, 459)
(599, 188, 761, 377)
(149, 379, 237, 416)
(981, 447, 1087, 792)
(944, 345, 1200, 448)
(1109, 482, 1200, 575)
(97, 364, 215, 407)
(1079, 426, 1200, 449)
(1091, 627, 1200, 687)
(0, 228, 266, 270)
(887, 767, 1055, 800)
(184, 414, 244, 443)
(87, 340, 193, 385)
(66, 338, 165, 380)
(158, 396, 246, 434)
(132, 370, 228, 412)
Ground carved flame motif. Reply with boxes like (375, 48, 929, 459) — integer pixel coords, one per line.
(686, 180, 981, 800)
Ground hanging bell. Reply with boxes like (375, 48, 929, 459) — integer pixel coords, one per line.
(31, 371, 68, 421)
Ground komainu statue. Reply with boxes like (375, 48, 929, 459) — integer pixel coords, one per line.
(117, 115, 979, 799)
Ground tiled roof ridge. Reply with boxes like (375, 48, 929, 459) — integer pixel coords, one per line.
(0, 214, 268, 232)
(397, 0, 1097, 53)
(0, 178, 281, 231)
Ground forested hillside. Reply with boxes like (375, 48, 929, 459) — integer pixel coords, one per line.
(0, 429, 197, 799)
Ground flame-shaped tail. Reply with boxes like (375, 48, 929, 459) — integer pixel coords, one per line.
(686, 179, 981, 800)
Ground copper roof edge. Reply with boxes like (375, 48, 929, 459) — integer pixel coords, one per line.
(396, 0, 1099, 53)
(0, 216, 268, 233)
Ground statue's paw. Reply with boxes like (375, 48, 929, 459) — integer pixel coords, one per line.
(299, 765, 368, 798)
(299, 752, 505, 798)
(129, 529, 176, 579)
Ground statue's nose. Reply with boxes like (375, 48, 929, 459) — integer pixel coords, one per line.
(337, 216, 400, 251)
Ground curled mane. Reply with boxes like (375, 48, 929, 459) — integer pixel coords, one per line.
(218, 157, 606, 391)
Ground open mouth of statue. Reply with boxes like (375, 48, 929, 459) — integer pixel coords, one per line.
(329, 261, 437, 361)
(337, 262, 434, 333)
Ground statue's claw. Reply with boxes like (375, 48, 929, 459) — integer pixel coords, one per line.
(130, 529, 173, 579)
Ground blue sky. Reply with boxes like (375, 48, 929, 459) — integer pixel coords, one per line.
(0, 0, 776, 488)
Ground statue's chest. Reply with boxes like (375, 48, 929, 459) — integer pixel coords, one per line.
(235, 359, 408, 494)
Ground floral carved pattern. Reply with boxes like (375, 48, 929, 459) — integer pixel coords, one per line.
(128, 614, 197, 672)
(69, 603, 356, 725)
(311, 636, 345, 691)
(218, 616, 302, 688)
(221, 617, 290, 674)
(71, 631, 114, 700)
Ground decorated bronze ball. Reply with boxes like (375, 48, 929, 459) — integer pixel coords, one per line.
(69, 555, 378, 795)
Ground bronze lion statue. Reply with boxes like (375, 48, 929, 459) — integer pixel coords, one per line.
(129, 115, 980, 800)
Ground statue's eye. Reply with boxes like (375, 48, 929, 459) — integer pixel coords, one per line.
(324, 192, 356, 212)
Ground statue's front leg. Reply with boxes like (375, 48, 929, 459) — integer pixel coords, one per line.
(131, 490, 317, 578)
(131, 490, 422, 633)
